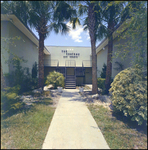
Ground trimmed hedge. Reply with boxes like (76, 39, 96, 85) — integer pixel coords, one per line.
(45, 71, 65, 89)
(109, 65, 147, 125)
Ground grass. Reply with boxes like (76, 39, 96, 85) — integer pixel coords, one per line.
(1, 98, 55, 149)
(87, 104, 147, 149)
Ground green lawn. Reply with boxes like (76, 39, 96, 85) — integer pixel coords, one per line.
(88, 104, 147, 149)
(1, 98, 55, 149)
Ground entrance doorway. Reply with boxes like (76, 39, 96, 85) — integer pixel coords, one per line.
(66, 67, 75, 76)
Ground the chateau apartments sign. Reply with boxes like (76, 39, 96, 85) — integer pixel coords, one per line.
(61, 49, 80, 58)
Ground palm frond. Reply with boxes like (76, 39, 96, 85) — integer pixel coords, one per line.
(96, 24, 107, 41)
(83, 25, 88, 31)
(60, 23, 70, 35)
(70, 17, 81, 29)
(48, 22, 70, 35)
(78, 3, 88, 16)
(53, 1, 77, 22)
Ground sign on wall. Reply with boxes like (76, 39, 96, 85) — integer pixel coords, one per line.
(61, 49, 80, 58)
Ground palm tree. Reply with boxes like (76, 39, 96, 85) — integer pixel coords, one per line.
(96, 1, 126, 94)
(1, 1, 76, 89)
(99, 1, 146, 94)
(28, 1, 77, 89)
(69, 1, 106, 94)
(1, 1, 30, 26)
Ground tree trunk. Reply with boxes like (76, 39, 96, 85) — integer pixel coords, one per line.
(38, 33, 44, 89)
(105, 22, 114, 94)
(88, 4, 98, 94)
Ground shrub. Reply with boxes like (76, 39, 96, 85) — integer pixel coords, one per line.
(4, 58, 38, 94)
(45, 71, 65, 89)
(100, 63, 107, 78)
(32, 61, 38, 79)
(1, 86, 25, 117)
(109, 65, 147, 125)
(97, 78, 105, 91)
(4, 84, 20, 94)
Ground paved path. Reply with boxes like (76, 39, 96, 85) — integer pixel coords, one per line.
(42, 89, 110, 149)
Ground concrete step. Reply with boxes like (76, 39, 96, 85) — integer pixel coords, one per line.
(65, 75, 76, 89)
(65, 80, 75, 82)
(65, 86, 76, 89)
(65, 82, 76, 85)
(66, 75, 75, 77)
(65, 83, 76, 86)
(65, 85, 76, 87)
(65, 83, 76, 85)
(65, 81, 76, 83)
(65, 87, 76, 89)
(66, 77, 75, 80)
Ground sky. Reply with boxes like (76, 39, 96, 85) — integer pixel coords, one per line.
(31, 22, 102, 47)
(1, 1, 102, 47)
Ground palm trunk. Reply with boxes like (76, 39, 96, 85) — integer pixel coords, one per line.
(38, 33, 44, 89)
(105, 22, 114, 94)
(88, 4, 98, 94)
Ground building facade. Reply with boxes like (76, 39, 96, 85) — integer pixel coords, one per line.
(2, 14, 136, 89)
(1, 14, 50, 75)
(44, 46, 92, 88)
(96, 22, 134, 79)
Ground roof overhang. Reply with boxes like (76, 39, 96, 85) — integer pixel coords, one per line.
(1, 14, 50, 55)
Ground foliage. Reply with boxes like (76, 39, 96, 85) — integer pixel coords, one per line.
(97, 78, 105, 92)
(1, 1, 29, 26)
(1, 86, 25, 118)
(45, 71, 65, 89)
(114, 1, 147, 69)
(2, 1, 75, 88)
(32, 61, 38, 79)
(100, 63, 107, 78)
(4, 85, 21, 94)
(109, 65, 147, 125)
(94, 1, 126, 94)
(4, 57, 38, 94)
(97, 77, 114, 95)
(69, 1, 106, 94)
(113, 61, 124, 71)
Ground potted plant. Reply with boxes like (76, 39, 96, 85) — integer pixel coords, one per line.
(57, 86, 63, 93)
(79, 86, 84, 93)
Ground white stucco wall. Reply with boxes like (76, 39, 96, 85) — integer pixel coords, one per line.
(1, 21, 10, 74)
(97, 46, 108, 77)
(112, 37, 132, 78)
(96, 36, 133, 78)
(45, 46, 91, 67)
(2, 21, 39, 74)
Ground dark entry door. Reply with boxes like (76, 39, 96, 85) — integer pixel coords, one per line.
(66, 67, 75, 75)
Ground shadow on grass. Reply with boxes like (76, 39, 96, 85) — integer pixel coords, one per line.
(112, 111, 147, 135)
(1, 98, 53, 121)
(34, 98, 53, 105)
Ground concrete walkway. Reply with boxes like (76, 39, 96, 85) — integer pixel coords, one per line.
(42, 89, 110, 149)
